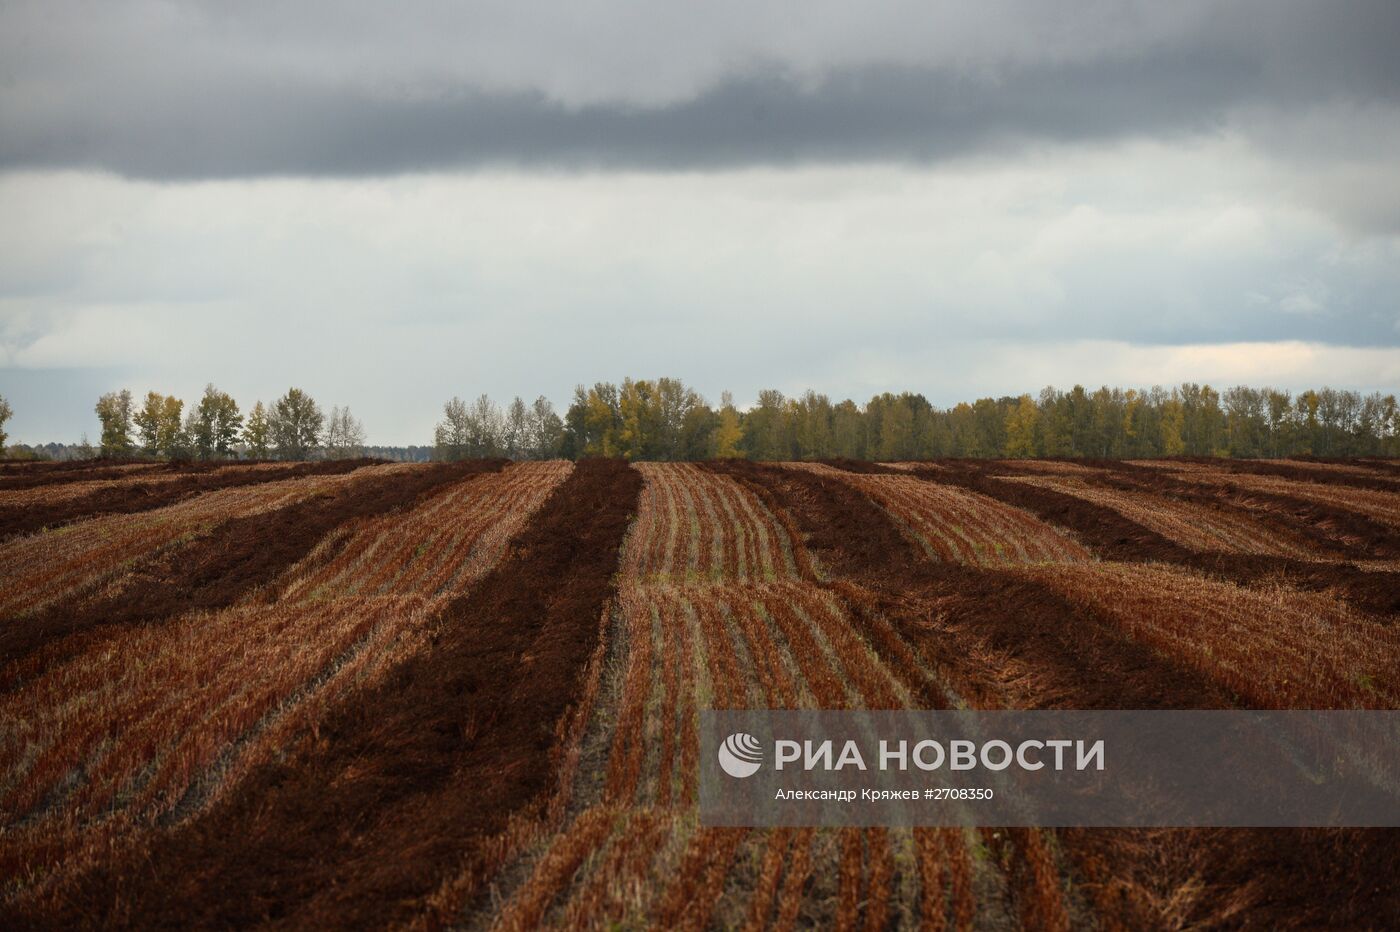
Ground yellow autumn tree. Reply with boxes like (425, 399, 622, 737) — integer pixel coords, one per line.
(1003, 394, 1039, 457)
(1160, 397, 1186, 455)
(712, 391, 744, 458)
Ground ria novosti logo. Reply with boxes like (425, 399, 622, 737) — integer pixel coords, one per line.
(718, 733, 763, 778)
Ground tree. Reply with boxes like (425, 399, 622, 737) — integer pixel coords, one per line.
(1179, 383, 1225, 456)
(134, 392, 165, 456)
(243, 401, 271, 458)
(1004, 394, 1039, 457)
(527, 396, 564, 459)
(433, 394, 503, 459)
(1160, 395, 1186, 456)
(268, 387, 323, 460)
(566, 383, 622, 457)
(831, 399, 865, 458)
(435, 397, 471, 461)
(323, 405, 366, 459)
(616, 378, 649, 459)
(192, 384, 243, 459)
(95, 390, 135, 456)
(877, 395, 915, 461)
(741, 390, 787, 460)
(468, 394, 505, 456)
(0, 395, 12, 453)
(133, 392, 188, 458)
(504, 397, 529, 459)
(1036, 387, 1072, 456)
(712, 391, 744, 458)
(176, 407, 200, 459)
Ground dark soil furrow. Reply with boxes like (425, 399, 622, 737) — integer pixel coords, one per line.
(0, 461, 507, 687)
(912, 463, 1400, 616)
(1165, 456, 1400, 492)
(0, 458, 153, 479)
(715, 460, 1399, 930)
(9, 459, 641, 930)
(704, 460, 1232, 710)
(0, 459, 282, 492)
(1089, 459, 1400, 556)
(0, 459, 382, 541)
(0, 464, 166, 491)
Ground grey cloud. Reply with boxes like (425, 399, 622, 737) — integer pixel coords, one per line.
(0, 55, 1262, 178)
(0, 1, 1397, 180)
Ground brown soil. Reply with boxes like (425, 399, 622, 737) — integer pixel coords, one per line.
(914, 464, 1189, 562)
(0, 459, 379, 540)
(907, 464, 1400, 617)
(13, 459, 642, 930)
(1095, 459, 1400, 557)
(0, 463, 166, 491)
(1357, 458, 1400, 478)
(0, 458, 152, 478)
(0, 458, 305, 491)
(719, 460, 1399, 929)
(705, 460, 1233, 710)
(0, 460, 507, 688)
(1169, 456, 1400, 492)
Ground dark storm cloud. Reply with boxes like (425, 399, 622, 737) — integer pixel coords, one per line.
(0, 1, 1397, 179)
(0, 54, 1256, 178)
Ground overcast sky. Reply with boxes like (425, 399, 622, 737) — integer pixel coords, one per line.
(2, 0, 1398, 444)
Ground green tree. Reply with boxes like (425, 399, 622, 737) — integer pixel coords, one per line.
(946, 402, 982, 456)
(831, 399, 865, 458)
(576, 383, 622, 456)
(741, 390, 787, 460)
(1294, 390, 1320, 455)
(133, 392, 187, 457)
(95, 390, 135, 456)
(616, 378, 650, 460)
(0, 395, 12, 453)
(1179, 383, 1225, 455)
(972, 397, 1008, 457)
(268, 387, 323, 460)
(1036, 387, 1072, 456)
(1160, 396, 1186, 455)
(1223, 386, 1265, 457)
(134, 391, 165, 456)
(192, 384, 243, 459)
(243, 401, 271, 458)
(877, 395, 915, 461)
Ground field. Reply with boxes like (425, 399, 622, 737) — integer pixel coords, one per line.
(1, 456, 1398, 928)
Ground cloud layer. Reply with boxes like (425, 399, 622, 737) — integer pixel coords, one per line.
(2, 2, 1397, 185)
(1, 2, 1397, 443)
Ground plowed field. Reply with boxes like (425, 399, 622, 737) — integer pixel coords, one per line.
(2, 456, 1396, 929)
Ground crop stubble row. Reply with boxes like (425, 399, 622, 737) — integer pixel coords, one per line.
(3, 455, 1397, 928)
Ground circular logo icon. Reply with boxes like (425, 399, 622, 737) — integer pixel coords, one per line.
(718, 732, 763, 778)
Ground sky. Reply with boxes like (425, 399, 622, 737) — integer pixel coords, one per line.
(1, 1, 1398, 445)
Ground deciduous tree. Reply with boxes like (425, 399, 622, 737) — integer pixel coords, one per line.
(94, 390, 135, 456)
(192, 385, 243, 459)
(243, 402, 271, 458)
(0, 395, 12, 453)
(323, 405, 366, 459)
(268, 387, 323, 460)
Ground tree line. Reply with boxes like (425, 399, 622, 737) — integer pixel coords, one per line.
(1, 379, 1397, 462)
(433, 380, 1400, 461)
(88, 386, 365, 460)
